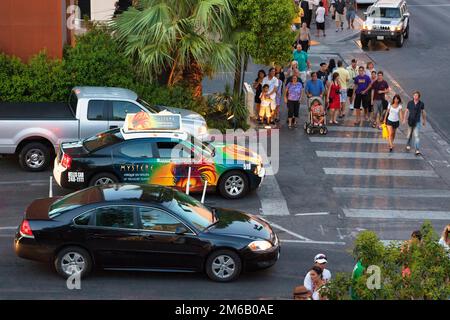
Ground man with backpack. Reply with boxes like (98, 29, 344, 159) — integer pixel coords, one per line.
(403, 91, 426, 156)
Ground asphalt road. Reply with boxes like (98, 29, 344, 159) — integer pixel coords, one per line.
(357, 0, 450, 142)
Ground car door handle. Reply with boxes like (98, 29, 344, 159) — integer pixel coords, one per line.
(109, 125, 118, 129)
(143, 234, 155, 240)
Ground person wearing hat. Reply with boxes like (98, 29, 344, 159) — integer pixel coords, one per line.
(293, 285, 313, 300)
(303, 253, 332, 291)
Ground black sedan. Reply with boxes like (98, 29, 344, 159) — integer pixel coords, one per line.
(15, 184, 280, 282)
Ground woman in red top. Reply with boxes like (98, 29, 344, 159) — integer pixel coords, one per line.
(327, 72, 341, 124)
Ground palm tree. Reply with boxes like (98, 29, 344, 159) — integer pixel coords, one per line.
(111, 0, 236, 97)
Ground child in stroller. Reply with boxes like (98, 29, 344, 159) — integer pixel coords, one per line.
(304, 97, 328, 135)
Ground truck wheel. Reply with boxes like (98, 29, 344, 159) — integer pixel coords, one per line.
(205, 250, 242, 282)
(360, 35, 369, 48)
(218, 170, 249, 199)
(89, 173, 119, 187)
(18, 142, 51, 172)
(54, 246, 92, 279)
(396, 33, 404, 47)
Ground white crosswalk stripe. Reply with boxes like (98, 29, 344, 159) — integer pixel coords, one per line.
(342, 209, 450, 220)
(316, 151, 421, 159)
(323, 168, 438, 177)
(310, 137, 408, 144)
(333, 187, 450, 198)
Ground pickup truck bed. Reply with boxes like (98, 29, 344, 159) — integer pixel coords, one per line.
(0, 103, 75, 120)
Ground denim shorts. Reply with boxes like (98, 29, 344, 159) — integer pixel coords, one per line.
(346, 10, 356, 20)
(340, 89, 347, 103)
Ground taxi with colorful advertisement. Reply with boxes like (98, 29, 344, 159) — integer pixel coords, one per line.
(53, 112, 265, 199)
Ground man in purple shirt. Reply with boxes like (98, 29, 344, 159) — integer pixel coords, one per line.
(353, 66, 371, 125)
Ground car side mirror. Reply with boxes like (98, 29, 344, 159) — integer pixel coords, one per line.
(363, 11, 368, 16)
(403, 13, 410, 18)
(175, 226, 189, 235)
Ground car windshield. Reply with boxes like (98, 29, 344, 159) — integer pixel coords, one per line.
(166, 190, 215, 231)
(369, 8, 401, 19)
(137, 98, 162, 113)
(83, 130, 124, 152)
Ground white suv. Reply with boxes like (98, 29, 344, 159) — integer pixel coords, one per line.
(360, 0, 410, 48)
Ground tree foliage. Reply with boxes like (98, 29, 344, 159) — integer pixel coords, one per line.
(232, 0, 296, 67)
(323, 222, 450, 300)
(111, 0, 236, 96)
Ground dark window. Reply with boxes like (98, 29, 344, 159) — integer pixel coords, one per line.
(83, 129, 124, 152)
(111, 101, 142, 121)
(156, 142, 191, 159)
(139, 207, 184, 233)
(119, 142, 153, 158)
(74, 212, 92, 226)
(87, 100, 105, 120)
(78, 0, 91, 19)
(95, 206, 135, 229)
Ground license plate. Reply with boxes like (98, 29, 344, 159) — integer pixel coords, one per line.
(377, 36, 384, 40)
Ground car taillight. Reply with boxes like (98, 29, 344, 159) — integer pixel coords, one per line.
(61, 153, 72, 169)
(20, 219, 34, 238)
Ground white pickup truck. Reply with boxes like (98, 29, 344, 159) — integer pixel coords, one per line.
(0, 86, 208, 171)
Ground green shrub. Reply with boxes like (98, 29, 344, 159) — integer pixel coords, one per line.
(0, 27, 248, 130)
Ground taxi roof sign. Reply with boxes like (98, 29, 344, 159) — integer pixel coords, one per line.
(123, 112, 182, 133)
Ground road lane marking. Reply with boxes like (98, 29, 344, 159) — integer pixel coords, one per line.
(333, 187, 450, 197)
(264, 221, 312, 241)
(343, 209, 450, 220)
(280, 239, 346, 245)
(309, 137, 408, 144)
(380, 240, 403, 246)
(295, 212, 330, 216)
(316, 151, 421, 160)
(0, 180, 48, 185)
(323, 168, 438, 177)
(257, 144, 290, 216)
(326, 126, 381, 133)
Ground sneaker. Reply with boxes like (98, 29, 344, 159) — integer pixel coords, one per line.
(415, 150, 422, 156)
(406, 145, 411, 151)
(336, 29, 339, 32)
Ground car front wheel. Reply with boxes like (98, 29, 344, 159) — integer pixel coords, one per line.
(396, 33, 404, 47)
(55, 246, 92, 279)
(360, 35, 369, 48)
(205, 250, 242, 282)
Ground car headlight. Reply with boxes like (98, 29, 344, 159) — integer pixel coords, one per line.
(363, 24, 372, 31)
(390, 25, 402, 32)
(248, 240, 273, 251)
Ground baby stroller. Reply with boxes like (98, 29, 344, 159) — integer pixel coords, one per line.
(304, 96, 328, 135)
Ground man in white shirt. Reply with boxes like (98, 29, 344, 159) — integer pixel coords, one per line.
(262, 67, 279, 124)
(303, 253, 332, 291)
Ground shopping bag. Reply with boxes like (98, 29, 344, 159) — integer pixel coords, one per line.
(381, 123, 389, 139)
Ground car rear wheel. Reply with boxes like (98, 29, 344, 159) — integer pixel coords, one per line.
(404, 26, 409, 39)
(89, 173, 119, 187)
(55, 246, 92, 279)
(18, 142, 51, 172)
(206, 250, 242, 282)
(218, 170, 249, 199)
